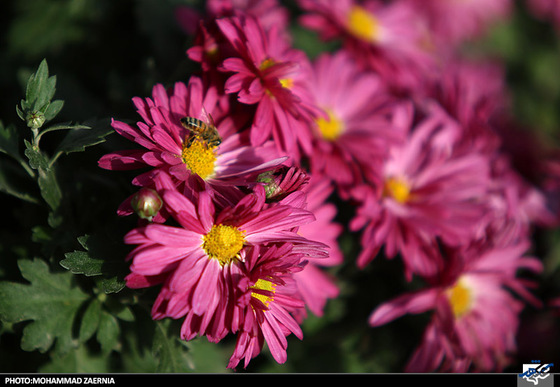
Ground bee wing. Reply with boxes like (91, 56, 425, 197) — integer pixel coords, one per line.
(200, 106, 216, 127)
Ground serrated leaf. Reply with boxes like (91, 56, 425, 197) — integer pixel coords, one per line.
(0, 258, 88, 355)
(23, 139, 48, 170)
(55, 121, 113, 155)
(25, 60, 49, 107)
(24, 60, 57, 113)
(60, 234, 127, 294)
(39, 122, 90, 137)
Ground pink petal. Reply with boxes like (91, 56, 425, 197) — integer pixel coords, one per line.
(369, 288, 439, 327)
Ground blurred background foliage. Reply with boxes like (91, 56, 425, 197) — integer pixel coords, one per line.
(0, 0, 559, 373)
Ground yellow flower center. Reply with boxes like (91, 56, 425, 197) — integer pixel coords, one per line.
(251, 278, 276, 308)
(315, 109, 344, 141)
(181, 139, 218, 180)
(260, 58, 293, 90)
(260, 58, 275, 71)
(347, 5, 380, 42)
(446, 279, 473, 318)
(384, 176, 411, 204)
(202, 224, 245, 265)
(279, 78, 293, 89)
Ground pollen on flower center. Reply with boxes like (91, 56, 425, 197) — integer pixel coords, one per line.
(181, 139, 217, 180)
(347, 5, 380, 42)
(279, 78, 293, 89)
(202, 224, 245, 265)
(446, 280, 473, 318)
(251, 278, 277, 308)
(315, 109, 344, 141)
(260, 58, 293, 90)
(384, 176, 411, 204)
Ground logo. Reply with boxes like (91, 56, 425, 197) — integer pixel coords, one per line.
(518, 360, 554, 387)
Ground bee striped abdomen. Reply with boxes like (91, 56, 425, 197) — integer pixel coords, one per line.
(180, 116, 222, 149)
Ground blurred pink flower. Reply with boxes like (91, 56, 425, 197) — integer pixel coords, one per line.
(405, 0, 512, 47)
(98, 77, 286, 210)
(350, 108, 492, 279)
(215, 16, 321, 159)
(370, 237, 543, 372)
(176, 0, 289, 36)
(293, 175, 344, 319)
(298, 0, 436, 93)
(308, 51, 406, 195)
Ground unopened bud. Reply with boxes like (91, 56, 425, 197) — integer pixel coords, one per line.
(130, 188, 163, 221)
(257, 166, 309, 201)
(26, 111, 46, 130)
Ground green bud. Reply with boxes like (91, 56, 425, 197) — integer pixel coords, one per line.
(26, 111, 46, 130)
(130, 188, 163, 221)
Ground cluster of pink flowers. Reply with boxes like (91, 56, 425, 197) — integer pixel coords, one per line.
(100, 0, 560, 371)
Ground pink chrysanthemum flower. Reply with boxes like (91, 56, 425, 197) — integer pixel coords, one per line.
(215, 15, 322, 159)
(405, 0, 512, 48)
(423, 59, 507, 134)
(292, 175, 343, 319)
(369, 236, 543, 372)
(176, 0, 289, 36)
(350, 107, 491, 279)
(98, 77, 286, 211)
(227, 243, 307, 369)
(124, 183, 326, 343)
(297, 0, 436, 93)
(308, 51, 406, 195)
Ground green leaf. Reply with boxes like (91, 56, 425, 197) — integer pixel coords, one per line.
(0, 158, 40, 204)
(37, 167, 62, 211)
(152, 320, 194, 373)
(55, 120, 113, 155)
(0, 121, 23, 162)
(38, 122, 90, 139)
(23, 139, 48, 170)
(97, 311, 120, 354)
(0, 258, 88, 355)
(60, 234, 127, 294)
(39, 345, 111, 373)
(25, 59, 49, 108)
(44, 99, 64, 121)
(79, 299, 102, 343)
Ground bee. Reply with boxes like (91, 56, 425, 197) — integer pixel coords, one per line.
(180, 108, 222, 149)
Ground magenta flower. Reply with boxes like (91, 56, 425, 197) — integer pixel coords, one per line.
(369, 237, 543, 372)
(124, 183, 327, 345)
(227, 243, 307, 368)
(214, 15, 322, 159)
(350, 107, 492, 279)
(298, 0, 436, 93)
(405, 0, 512, 47)
(308, 51, 406, 195)
(293, 175, 343, 319)
(176, 0, 289, 36)
(98, 77, 286, 210)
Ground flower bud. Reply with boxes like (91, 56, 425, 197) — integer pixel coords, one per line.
(25, 111, 46, 130)
(130, 188, 163, 221)
(257, 166, 309, 201)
